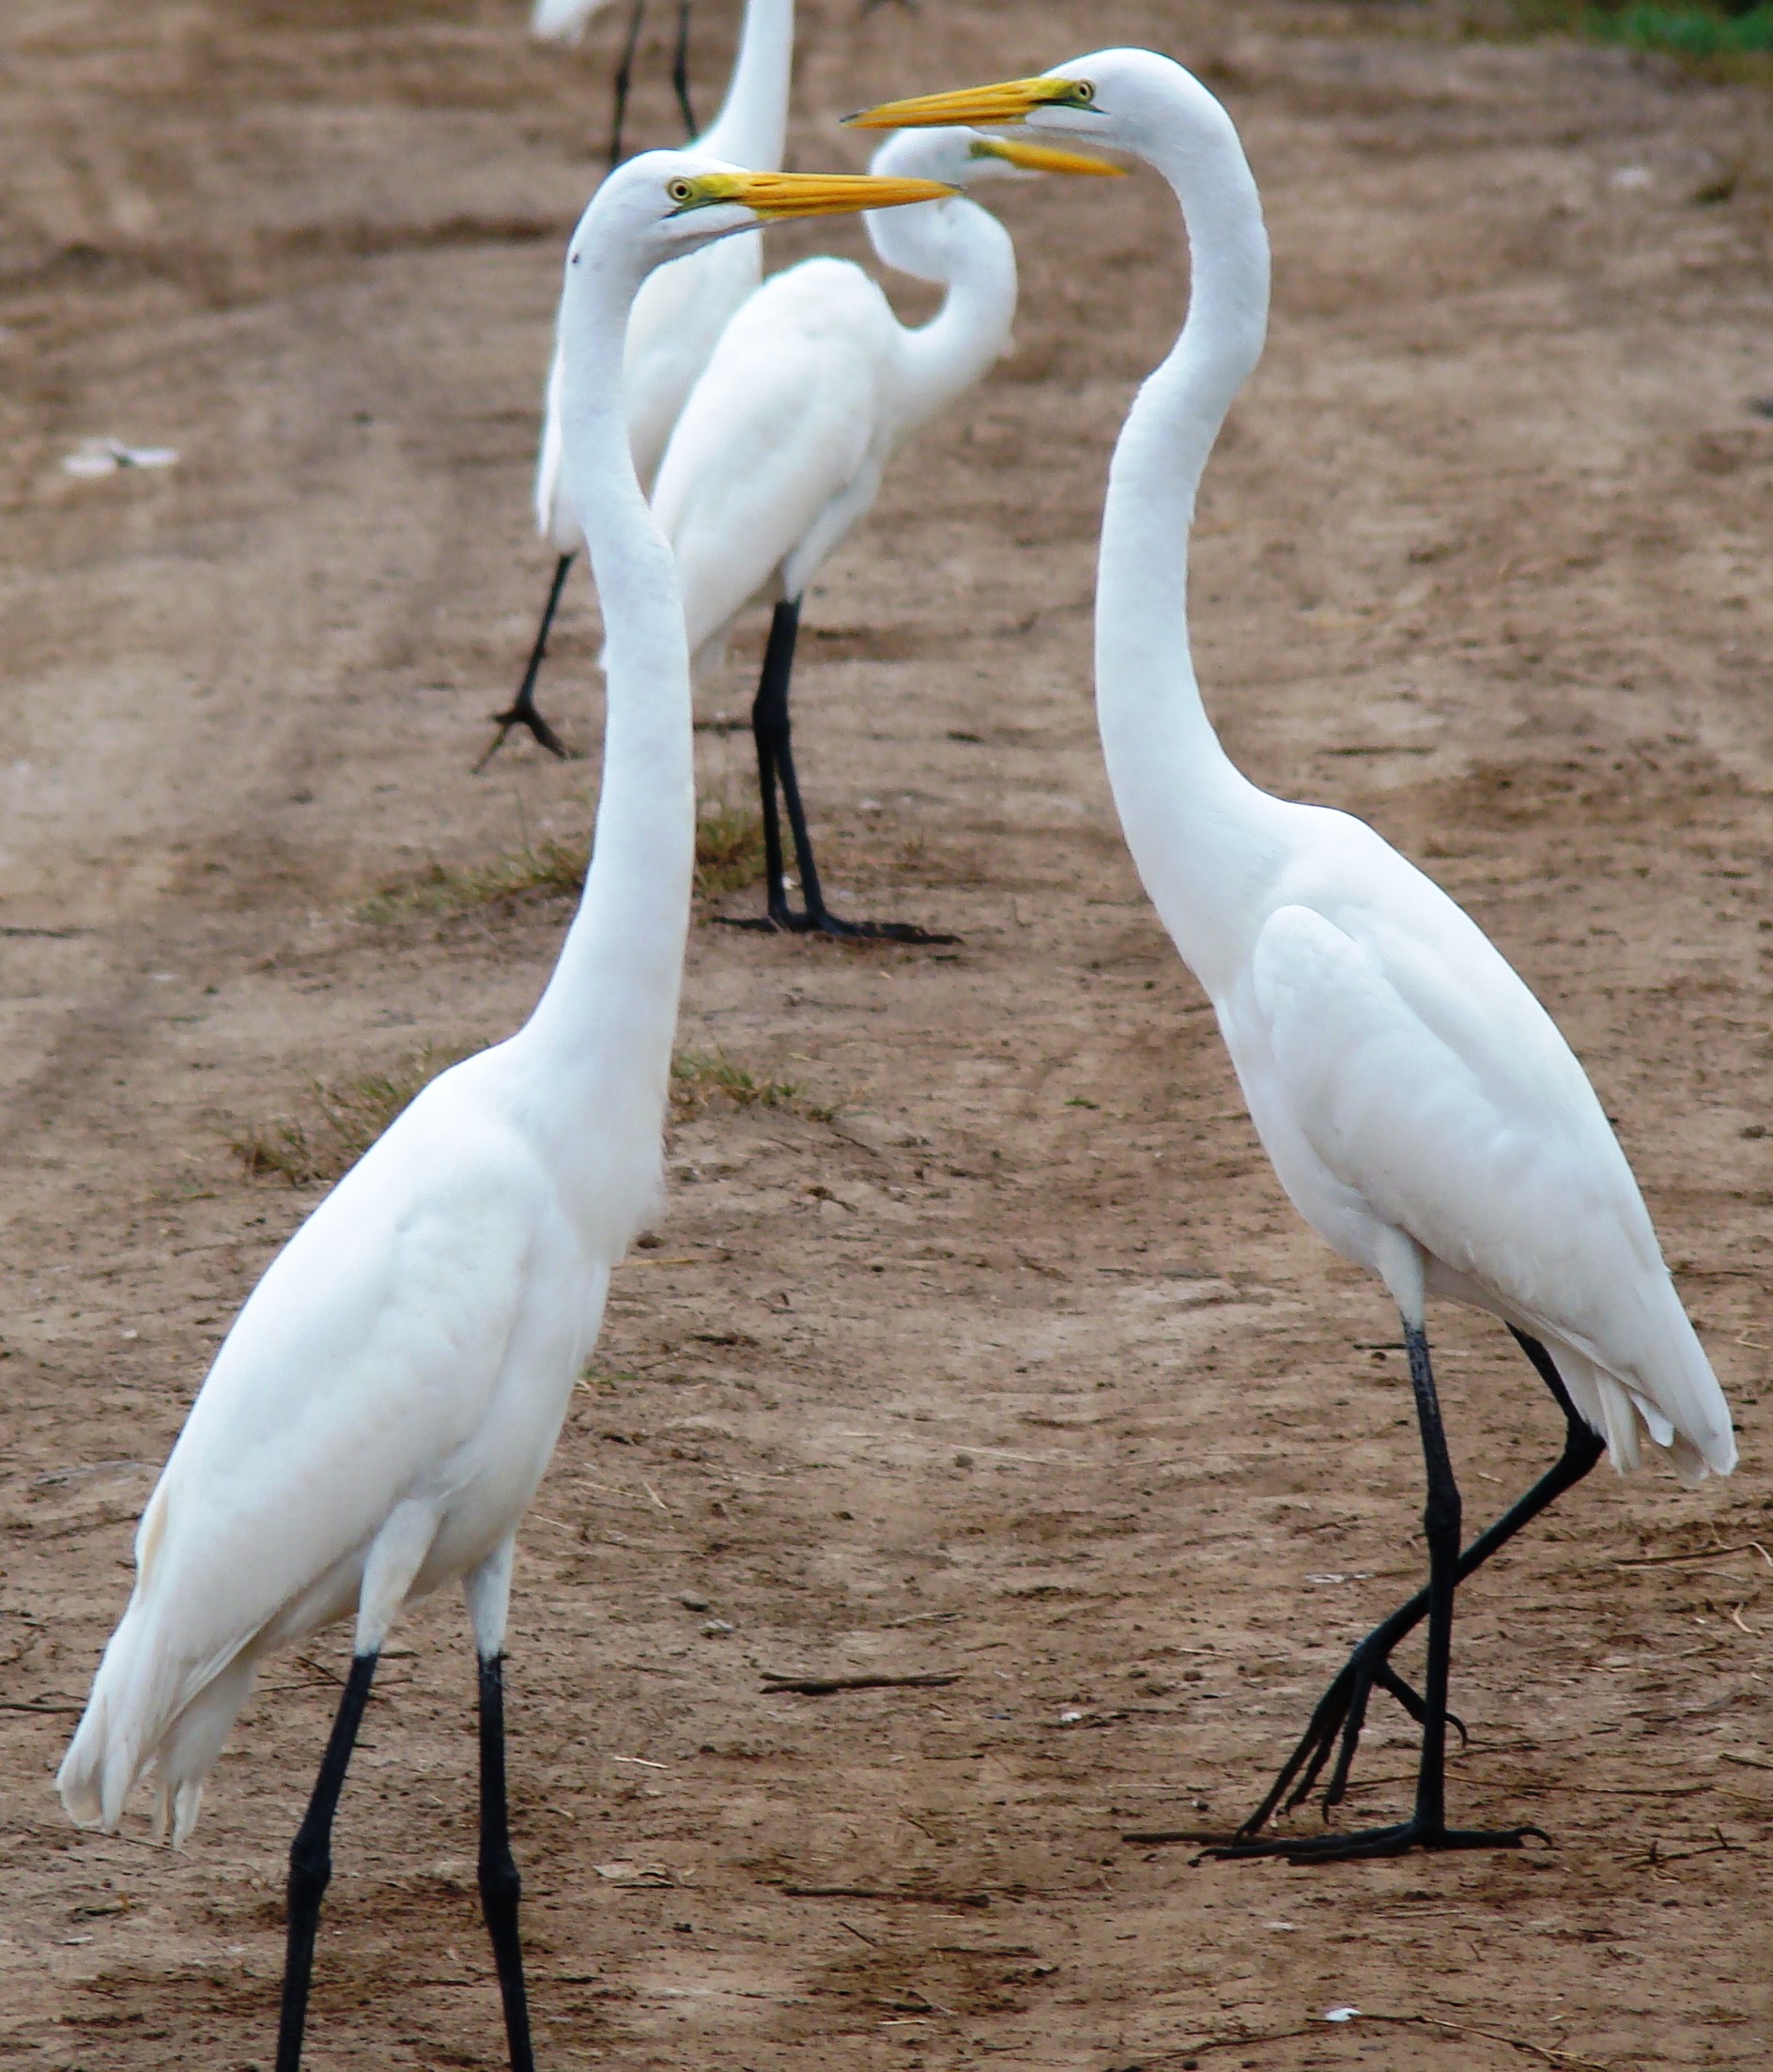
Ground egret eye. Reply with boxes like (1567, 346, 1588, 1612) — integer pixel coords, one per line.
(1068, 80, 1096, 105)
(667, 177, 697, 207)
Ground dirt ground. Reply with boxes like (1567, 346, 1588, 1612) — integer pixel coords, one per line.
(1, 1, 1769, 2066)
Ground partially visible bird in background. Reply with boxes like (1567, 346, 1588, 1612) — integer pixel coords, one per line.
(485, 0, 794, 765)
(532, 0, 697, 166)
(652, 123, 1121, 937)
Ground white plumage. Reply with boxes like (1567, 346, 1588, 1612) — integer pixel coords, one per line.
(486, 0, 795, 763)
(532, 0, 613, 42)
(537, 0, 794, 540)
(653, 124, 1119, 932)
(854, 51, 1734, 1857)
(59, 1060, 624, 1844)
(57, 145, 950, 2061)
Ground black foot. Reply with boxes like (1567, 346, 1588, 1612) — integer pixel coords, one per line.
(717, 904, 959, 945)
(1236, 1647, 1467, 1838)
(474, 696, 572, 772)
(1202, 1817, 1549, 1865)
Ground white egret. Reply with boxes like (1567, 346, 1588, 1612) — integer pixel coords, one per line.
(652, 124, 1121, 937)
(854, 54, 1736, 1859)
(55, 153, 949, 2068)
(486, 0, 794, 764)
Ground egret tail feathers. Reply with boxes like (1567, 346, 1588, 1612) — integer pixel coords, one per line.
(1549, 1336, 1734, 1489)
(57, 1597, 256, 1846)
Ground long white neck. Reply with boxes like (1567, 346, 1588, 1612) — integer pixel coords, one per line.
(695, 0, 794, 168)
(1095, 79, 1290, 996)
(519, 243, 694, 1152)
(866, 193, 1017, 435)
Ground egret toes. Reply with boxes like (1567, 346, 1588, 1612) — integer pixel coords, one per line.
(1235, 1647, 1467, 1839)
(725, 905, 959, 945)
(1202, 1817, 1550, 1866)
(477, 554, 576, 771)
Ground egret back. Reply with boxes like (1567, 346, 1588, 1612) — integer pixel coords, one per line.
(56, 1060, 609, 1841)
(653, 256, 896, 669)
(1219, 835, 1735, 1480)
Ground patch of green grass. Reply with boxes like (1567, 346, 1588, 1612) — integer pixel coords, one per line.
(692, 799, 766, 896)
(1514, 0, 1773, 52)
(354, 837, 588, 923)
(228, 1041, 479, 1184)
(670, 1047, 832, 1121)
(355, 800, 764, 924)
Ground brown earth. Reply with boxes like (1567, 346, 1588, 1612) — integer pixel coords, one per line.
(1, 1, 1770, 2066)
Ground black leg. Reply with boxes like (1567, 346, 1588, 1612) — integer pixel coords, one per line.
(671, 0, 696, 137)
(1205, 1320, 1551, 1863)
(276, 1651, 378, 2072)
(477, 553, 575, 772)
(1224, 1325, 1604, 1840)
(607, 0, 647, 169)
(718, 599, 959, 945)
(477, 1653, 535, 2072)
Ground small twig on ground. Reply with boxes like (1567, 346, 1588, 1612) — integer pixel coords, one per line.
(1112, 2011, 1619, 2071)
(836, 1917, 878, 1946)
(1611, 1539, 1773, 1570)
(0, 1698, 84, 1715)
(780, 1884, 991, 1909)
(761, 1670, 961, 1695)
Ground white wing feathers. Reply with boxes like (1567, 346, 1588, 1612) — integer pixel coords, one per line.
(653, 259, 893, 673)
(532, 0, 609, 42)
(1241, 893, 1734, 1482)
(57, 1090, 563, 1843)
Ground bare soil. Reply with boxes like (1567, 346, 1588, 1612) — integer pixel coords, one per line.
(2, 3, 1770, 2067)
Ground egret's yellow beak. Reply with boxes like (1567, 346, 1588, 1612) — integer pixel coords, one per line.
(677, 169, 957, 220)
(846, 76, 1096, 131)
(972, 138, 1123, 178)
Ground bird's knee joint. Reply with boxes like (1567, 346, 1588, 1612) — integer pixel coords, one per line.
(1422, 1491, 1461, 1549)
(288, 1833, 332, 1897)
(480, 1853, 522, 1909)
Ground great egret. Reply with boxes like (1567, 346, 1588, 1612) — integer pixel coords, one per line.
(854, 54, 1737, 1859)
(652, 124, 1121, 937)
(55, 154, 950, 2069)
(484, 0, 795, 765)
(532, 0, 697, 170)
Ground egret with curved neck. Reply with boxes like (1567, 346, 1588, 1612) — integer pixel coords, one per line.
(853, 53, 1735, 1862)
(55, 152, 950, 2066)
(485, 0, 796, 765)
(652, 124, 1120, 938)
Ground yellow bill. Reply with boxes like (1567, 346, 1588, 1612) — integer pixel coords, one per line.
(675, 169, 957, 219)
(973, 137, 1123, 178)
(846, 76, 1096, 131)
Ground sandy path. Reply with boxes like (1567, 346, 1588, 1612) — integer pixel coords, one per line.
(0, 3, 1768, 2065)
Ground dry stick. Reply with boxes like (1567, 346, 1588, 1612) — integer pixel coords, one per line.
(1121, 2013, 1618, 2072)
(760, 1670, 961, 1695)
(0, 1698, 84, 1715)
(1611, 1539, 1773, 1569)
(780, 1885, 991, 1909)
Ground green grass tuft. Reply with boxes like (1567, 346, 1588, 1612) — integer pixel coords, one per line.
(1514, 0, 1773, 52)
(228, 1041, 480, 1184)
(355, 800, 764, 924)
(670, 1047, 832, 1121)
(692, 799, 767, 896)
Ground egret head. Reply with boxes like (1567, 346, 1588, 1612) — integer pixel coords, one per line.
(864, 124, 1123, 193)
(846, 48, 1203, 163)
(565, 147, 958, 285)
